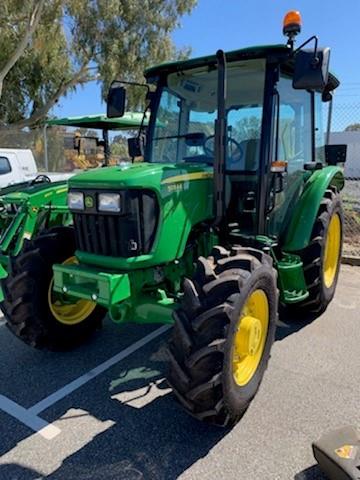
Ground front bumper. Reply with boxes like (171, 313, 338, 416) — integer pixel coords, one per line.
(53, 263, 131, 308)
(52, 261, 176, 325)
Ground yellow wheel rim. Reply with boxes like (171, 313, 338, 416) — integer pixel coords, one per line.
(232, 289, 269, 387)
(48, 256, 96, 325)
(323, 213, 341, 289)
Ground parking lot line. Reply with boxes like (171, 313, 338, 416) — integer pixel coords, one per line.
(0, 395, 61, 440)
(29, 324, 171, 415)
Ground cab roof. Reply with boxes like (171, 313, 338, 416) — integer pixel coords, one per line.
(46, 112, 147, 130)
(145, 43, 340, 90)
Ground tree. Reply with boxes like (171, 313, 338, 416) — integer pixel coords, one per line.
(234, 116, 262, 141)
(0, 0, 196, 131)
(345, 123, 360, 132)
(0, 0, 46, 100)
(110, 134, 129, 160)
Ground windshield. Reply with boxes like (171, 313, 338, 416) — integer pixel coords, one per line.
(148, 59, 266, 171)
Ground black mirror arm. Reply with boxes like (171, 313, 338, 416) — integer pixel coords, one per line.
(293, 35, 319, 62)
(133, 100, 152, 163)
(112, 79, 150, 96)
(102, 129, 110, 165)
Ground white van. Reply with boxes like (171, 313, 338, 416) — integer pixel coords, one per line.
(0, 149, 72, 188)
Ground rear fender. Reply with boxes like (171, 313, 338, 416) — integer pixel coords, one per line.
(282, 166, 344, 252)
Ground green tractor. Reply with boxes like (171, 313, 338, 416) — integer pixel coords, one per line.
(3, 13, 346, 426)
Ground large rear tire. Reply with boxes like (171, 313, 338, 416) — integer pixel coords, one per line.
(1, 227, 105, 350)
(296, 187, 343, 314)
(166, 246, 278, 427)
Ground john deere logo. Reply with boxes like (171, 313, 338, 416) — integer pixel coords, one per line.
(85, 196, 94, 208)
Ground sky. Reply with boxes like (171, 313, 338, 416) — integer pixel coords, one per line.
(52, 0, 360, 121)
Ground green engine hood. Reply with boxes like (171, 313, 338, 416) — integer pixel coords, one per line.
(70, 162, 215, 269)
(69, 162, 214, 191)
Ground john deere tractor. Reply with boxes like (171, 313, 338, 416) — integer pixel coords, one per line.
(3, 12, 346, 426)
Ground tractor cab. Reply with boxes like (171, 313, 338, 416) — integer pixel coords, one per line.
(146, 54, 267, 236)
(108, 12, 343, 245)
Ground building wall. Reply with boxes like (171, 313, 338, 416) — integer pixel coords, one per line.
(329, 131, 360, 179)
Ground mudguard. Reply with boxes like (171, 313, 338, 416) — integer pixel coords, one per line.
(282, 166, 344, 252)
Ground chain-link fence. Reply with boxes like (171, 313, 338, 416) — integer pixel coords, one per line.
(0, 125, 129, 173)
(342, 180, 360, 256)
(330, 103, 360, 257)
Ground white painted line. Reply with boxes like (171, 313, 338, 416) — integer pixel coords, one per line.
(0, 394, 61, 439)
(29, 324, 171, 415)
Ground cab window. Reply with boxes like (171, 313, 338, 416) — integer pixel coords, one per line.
(267, 76, 312, 237)
(275, 76, 312, 172)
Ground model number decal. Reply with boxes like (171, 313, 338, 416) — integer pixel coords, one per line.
(167, 183, 184, 193)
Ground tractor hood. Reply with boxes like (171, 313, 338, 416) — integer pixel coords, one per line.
(69, 162, 213, 192)
(68, 161, 214, 269)
(0, 181, 68, 204)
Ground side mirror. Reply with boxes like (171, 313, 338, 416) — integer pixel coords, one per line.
(128, 137, 144, 158)
(293, 48, 330, 91)
(73, 135, 81, 153)
(325, 144, 347, 165)
(107, 82, 126, 118)
(73, 135, 98, 154)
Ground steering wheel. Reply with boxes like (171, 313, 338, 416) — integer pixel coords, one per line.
(203, 135, 243, 165)
(29, 175, 51, 186)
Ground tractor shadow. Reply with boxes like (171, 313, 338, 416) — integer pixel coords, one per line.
(0, 464, 43, 480)
(275, 308, 321, 341)
(47, 375, 227, 479)
(0, 309, 327, 479)
(0, 338, 227, 480)
(294, 464, 327, 480)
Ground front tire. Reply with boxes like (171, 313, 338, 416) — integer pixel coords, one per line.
(166, 246, 278, 427)
(1, 227, 105, 350)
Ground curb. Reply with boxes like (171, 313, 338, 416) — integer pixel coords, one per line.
(341, 255, 360, 266)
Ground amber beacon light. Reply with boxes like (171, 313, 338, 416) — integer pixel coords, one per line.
(283, 10, 302, 40)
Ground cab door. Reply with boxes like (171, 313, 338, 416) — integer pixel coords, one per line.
(267, 75, 313, 237)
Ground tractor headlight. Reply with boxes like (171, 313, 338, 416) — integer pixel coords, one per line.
(98, 193, 121, 213)
(68, 191, 84, 210)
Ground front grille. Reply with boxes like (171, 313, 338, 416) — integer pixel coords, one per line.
(72, 189, 158, 258)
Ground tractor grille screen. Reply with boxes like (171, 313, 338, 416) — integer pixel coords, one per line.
(72, 189, 158, 258)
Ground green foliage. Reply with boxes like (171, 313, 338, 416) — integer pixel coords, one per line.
(111, 134, 128, 159)
(0, 1, 69, 124)
(234, 116, 261, 140)
(0, 0, 196, 128)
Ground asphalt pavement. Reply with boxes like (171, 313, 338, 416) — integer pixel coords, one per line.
(0, 265, 359, 480)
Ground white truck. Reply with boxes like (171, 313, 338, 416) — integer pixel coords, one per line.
(0, 149, 73, 189)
